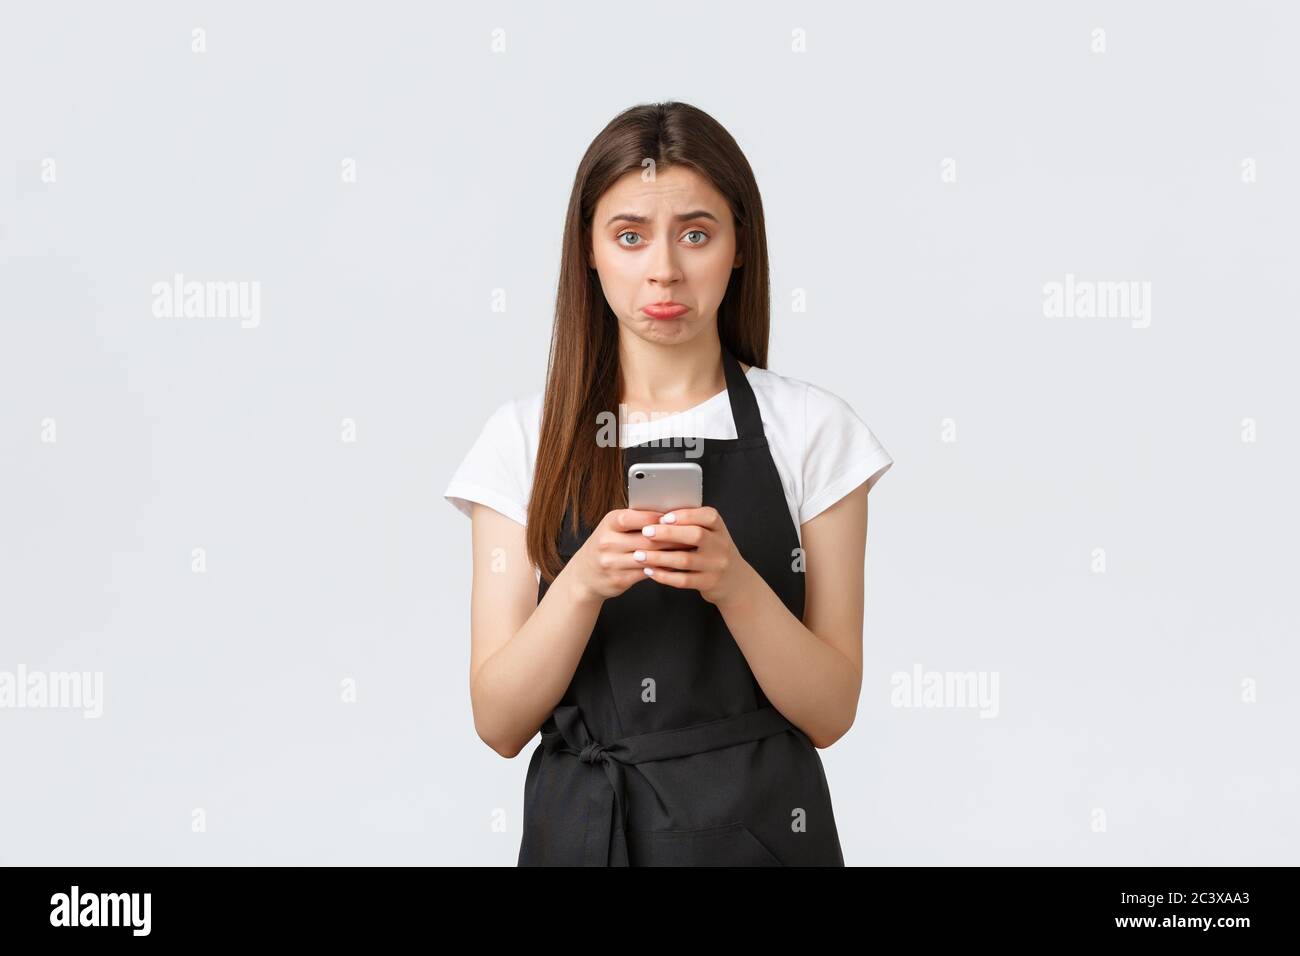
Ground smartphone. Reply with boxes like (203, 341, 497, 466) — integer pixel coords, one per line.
(628, 462, 703, 513)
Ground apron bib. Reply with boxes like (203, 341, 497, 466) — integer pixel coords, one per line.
(519, 347, 846, 866)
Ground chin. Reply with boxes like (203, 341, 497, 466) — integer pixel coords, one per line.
(644, 323, 691, 341)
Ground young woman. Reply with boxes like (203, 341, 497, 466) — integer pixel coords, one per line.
(444, 102, 893, 866)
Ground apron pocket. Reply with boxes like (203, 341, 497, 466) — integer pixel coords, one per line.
(627, 821, 782, 867)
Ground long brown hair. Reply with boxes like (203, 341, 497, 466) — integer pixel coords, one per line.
(527, 101, 772, 582)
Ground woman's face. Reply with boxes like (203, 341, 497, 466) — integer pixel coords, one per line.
(589, 164, 742, 346)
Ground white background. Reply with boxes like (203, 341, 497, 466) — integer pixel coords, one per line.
(1, 1, 1296, 864)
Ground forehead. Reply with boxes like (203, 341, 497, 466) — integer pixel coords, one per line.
(595, 165, 726, 215)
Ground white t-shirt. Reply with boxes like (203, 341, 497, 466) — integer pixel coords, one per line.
(443, 365, 893, 547)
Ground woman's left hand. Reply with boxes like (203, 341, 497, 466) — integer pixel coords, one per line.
(636, 506, 755, 607)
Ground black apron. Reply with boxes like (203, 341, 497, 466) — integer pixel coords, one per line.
(519, 347, 846, 866)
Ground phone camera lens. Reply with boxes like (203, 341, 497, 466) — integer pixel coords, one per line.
(634, 471, 645, 480)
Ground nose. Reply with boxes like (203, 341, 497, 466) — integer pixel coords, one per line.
(646, 237, 682, 287)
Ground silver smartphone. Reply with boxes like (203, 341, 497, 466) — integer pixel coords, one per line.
(628, 462, 703, 513)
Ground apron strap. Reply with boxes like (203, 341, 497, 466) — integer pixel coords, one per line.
(720, 346, 763, 441)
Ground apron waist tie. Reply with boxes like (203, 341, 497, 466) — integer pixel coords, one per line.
(540, 704, 797, 867)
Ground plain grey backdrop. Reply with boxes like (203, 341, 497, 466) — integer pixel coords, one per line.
(2, 1, 1296, 865)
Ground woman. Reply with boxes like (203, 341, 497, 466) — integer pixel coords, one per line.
(444, 102, 893, 866)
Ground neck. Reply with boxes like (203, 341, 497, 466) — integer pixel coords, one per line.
(618, 336, 727, 411)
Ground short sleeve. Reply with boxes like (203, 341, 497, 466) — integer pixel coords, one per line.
(443, 399, 530, 526)
(799, 382, 893, 525)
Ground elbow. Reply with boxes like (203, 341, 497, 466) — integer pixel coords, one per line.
(472, 701, 531, 758)
(810, 713, 856, 750)
(810, 730, 846, 750)
(473, 709, 527, 758)
(471, 672, 526, 758)
(490, 740, 525, 759)
(811, 671, 862, 749)
(476, 724, 526, 759)
(472, 708, 525, 760)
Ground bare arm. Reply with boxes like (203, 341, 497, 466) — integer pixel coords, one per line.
(466, 503, 669, 758)
(712, 480, 870, 748)
(467, 504, 599, 758)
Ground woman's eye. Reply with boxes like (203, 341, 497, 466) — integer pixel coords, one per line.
(616, 230, 707, 247)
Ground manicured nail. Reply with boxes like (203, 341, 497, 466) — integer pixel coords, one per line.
(644, 567, 654, 576)
(642, 525, 656, 537)
(662, 512, 676, 523)
(633, 550, 646, 561)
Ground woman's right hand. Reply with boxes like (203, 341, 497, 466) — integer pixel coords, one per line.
(566, 508, 676, 604)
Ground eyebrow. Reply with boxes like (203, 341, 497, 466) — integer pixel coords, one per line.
(604, 209, 721, 227)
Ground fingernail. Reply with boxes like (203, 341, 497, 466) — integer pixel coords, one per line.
(633, 550, 646, 561)
(644, 567, 654, 576)
(662, 512, 676, 523)
(642, 525, 656, 537)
